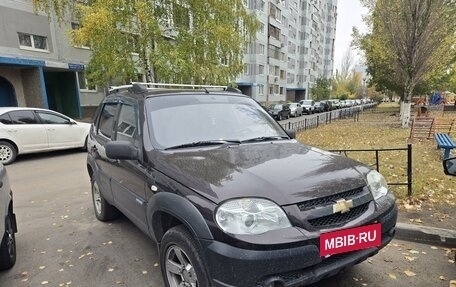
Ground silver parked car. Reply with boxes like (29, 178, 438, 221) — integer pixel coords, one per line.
(0, 163, 16, 270)
(289, 103, 303, 117)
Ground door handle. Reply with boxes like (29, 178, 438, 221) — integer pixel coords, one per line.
(47, 128, 55, 131)
(7, 129, 17, 133)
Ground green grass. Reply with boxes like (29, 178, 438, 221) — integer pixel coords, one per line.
(296, 103, 456, 206)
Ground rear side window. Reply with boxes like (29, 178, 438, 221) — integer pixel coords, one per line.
(36, 112, 70, 124)
(8, 111, 39, 124)
(115, 104, 138, 145)
(0, 113, 12, 124)
(98, 103, 118, 138)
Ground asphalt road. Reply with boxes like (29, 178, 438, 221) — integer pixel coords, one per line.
(0, 151, 454, 287)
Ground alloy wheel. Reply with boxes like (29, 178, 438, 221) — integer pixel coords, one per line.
(165, 245, 198, 287)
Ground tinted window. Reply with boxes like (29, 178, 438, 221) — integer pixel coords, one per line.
(0, 113, 12, 124)
(36, 112, 70, 124)
(9, 111, 39, 124)
(98, 103, 118, 138)
(115, 104, 138, 145)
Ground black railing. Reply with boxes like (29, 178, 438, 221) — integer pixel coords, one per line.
(280, 105, 375, 132)
(329, 144, 413, 197)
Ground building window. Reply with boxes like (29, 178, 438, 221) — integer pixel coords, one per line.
(259, 65, 264, 75)
(77, 71, 97, 91)
(18, 32, 48, 51)
(258, 84, 264, 95)
(259, 23, 265, 34)
(71, 23, 91, 49)
(244, 64, 249, 75)
(259, 43, 265, 55)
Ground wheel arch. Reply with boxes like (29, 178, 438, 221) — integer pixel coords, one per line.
(0, 139, 18, 154)
(148, 192, 213, 244)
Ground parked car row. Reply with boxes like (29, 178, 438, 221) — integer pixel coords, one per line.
(266, 98, 374, 120)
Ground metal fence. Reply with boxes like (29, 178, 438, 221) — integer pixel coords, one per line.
(329, 144, 413, 197)
(280, 103, 377, 132)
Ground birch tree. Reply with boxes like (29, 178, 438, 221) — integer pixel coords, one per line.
(33, 0, 259, 87)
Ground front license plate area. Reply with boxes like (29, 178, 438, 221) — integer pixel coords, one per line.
(319, 223, 382, 257)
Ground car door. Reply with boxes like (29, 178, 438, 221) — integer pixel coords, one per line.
(90, 101, 119, 206)
(35, 111, 82, 149)
(108, 102, 149, 233)
(2, 110, 48, 152)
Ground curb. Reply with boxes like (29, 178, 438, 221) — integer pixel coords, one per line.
(395, 222, 456, 247)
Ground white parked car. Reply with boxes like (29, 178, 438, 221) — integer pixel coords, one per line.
(0, 163, 16, 270)
(0, 107, 91, 165)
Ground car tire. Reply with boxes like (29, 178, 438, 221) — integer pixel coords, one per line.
(278, 115, 282, 121)
(287, 113, 290, 119)
(0, 141, 17, 165)
(91, 178, 120, 221)
(0, 214, 16, 270)
(160, 225, 212, 287)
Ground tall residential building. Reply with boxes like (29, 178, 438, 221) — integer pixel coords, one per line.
(236, 0, 337, 104)
(0, 0, 336, 116)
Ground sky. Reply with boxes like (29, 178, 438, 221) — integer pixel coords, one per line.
(333, 0, 368, 72)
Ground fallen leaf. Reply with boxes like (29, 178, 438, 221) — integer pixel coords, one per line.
(41, 281, 49, 285)
(142, 270, 148, 275)
(39, 266, 46, 270)
(389, 274, 397, 280)
(353, 277, 359, 282)
(430, 246, 438, 250)
(405, 256, 417, 262)
(108, 268, 114, 272)
(439, 276, 446, 281)
(450, 280, 456, 287)
(409, 250, 420, 254)
(153, 263, 159, 267)
(404, 270, 416, 277)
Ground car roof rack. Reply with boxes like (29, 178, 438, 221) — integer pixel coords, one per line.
(108, 82, 241, 95)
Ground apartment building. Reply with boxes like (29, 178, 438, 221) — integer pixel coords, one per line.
(0, 0, 104, 118)
(237, 0, 337, 104)
(0, 0, 336, 116)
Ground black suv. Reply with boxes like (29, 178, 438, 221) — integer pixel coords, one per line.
(87, 83, 397, 287)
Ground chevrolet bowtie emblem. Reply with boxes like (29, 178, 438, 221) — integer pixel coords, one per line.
(333, 199, 354, 214)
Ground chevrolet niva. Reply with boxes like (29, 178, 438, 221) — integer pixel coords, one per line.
(86, 83, 397, 287)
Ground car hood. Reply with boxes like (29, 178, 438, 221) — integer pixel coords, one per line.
(151, 142, 369, 205)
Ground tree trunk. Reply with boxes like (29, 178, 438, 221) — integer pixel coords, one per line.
(400, 83, 414, 128)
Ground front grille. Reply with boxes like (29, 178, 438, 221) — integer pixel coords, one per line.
(308, 202, 370, 228)
(298, 187, 364, 211)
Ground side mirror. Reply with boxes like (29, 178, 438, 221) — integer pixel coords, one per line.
(443, 157, 456, 176)
(106, 141, 138, 160)
(286, 130, 296, 139)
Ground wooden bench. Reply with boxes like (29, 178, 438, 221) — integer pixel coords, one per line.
(435, 133, 456, 159)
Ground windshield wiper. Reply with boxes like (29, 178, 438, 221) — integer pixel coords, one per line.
(165, 140, 241, 150)
(241, 136, 289, 143)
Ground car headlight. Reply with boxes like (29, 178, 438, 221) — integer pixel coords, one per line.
(215, 198, 291, 235)
(367, 170, 388, 200)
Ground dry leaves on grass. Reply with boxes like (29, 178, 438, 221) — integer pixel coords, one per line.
(297, 107, 456, 203)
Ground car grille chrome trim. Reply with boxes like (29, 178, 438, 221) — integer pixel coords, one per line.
(297, 187, 365, 211)
(308, 202, 370, 228)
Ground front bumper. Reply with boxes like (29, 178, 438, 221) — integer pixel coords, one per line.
(201, 199, 397, 287)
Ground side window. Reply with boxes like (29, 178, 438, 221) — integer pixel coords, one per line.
(98, 103, 118, 139)
(0, 113, 12, 124)
(8, 111, 39, 124)
(115, 104, 138, 145)
(36, 112, 70, 124)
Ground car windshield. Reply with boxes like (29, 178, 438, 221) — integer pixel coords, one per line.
(301, 100, 312, 105)
(269, 104, 282, 109)
(146, 94, 288, 149)
(290, 103, 298, 107)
